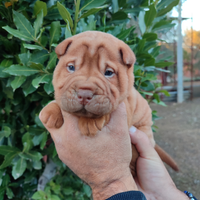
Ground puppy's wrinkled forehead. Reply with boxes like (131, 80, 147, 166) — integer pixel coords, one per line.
(55, 31, 136, 67)
(65, 34, 119, 61)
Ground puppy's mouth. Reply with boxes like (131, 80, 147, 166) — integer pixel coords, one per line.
(60, 90, 113, 118)
(74, 107, 101, 118)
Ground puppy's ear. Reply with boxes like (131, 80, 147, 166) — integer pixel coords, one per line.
(55, 38, 72, 59)
(119, 45, 136, 67)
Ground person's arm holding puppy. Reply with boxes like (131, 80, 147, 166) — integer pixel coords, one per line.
(39, 102, 188, 200)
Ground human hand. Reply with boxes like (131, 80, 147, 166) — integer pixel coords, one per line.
(39, 102, 137, 200)
(129, 127, 188, 200)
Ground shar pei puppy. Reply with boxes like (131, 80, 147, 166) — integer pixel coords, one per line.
(40, 31, 178, 176)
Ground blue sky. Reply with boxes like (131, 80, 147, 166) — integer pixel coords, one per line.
(172, 0, 200, 33)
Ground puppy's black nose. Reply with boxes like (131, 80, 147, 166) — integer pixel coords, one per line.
(77, 89, 93, 105)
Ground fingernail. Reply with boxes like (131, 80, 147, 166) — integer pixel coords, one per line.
(129, 126, 137, 134)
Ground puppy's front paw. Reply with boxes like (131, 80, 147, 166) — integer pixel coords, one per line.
(39, 102, 64, 129)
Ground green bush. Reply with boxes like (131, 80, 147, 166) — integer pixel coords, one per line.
(0, 0, 179, 199)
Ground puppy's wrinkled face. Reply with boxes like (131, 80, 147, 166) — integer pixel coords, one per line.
(53, 31, 135, 118)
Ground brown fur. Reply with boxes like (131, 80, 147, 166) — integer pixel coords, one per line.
(40, 31, 178, 176)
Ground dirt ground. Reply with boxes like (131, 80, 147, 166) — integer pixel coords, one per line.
(150, 97, 200, 197)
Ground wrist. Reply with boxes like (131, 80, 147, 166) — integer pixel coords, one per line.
(92, 173, 138, 200)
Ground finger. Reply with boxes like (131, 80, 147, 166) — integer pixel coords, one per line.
(129, 126, 158, 159)
(108, 102, 127, 128)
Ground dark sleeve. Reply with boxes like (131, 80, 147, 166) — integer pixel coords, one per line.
(106, 191, 147, 200)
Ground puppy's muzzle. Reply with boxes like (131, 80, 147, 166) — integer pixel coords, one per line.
(77, 89, 93, 105)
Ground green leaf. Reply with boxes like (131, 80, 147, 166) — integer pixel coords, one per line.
(2, 26, 33, 41)
(153, 99, 167, 106)
(45, 8, 62, 21)
(22, 79, 37, 96)
(65, 20, 72, 39)
(32, 74, 52, 89)
(32, 134, 44, 146)
(12, 157, 27, 179)
(35, 115, 45, 128)
(144, 4, 157, 28)
(34, 10, 43, 37)
(152, 20, 172, 31)
(83, 184, 91, 197)
(34, 1, 47, 17)
(44, 82, 54, 94)
(1, 59, 13, 67)
(47, 52, 57, 70)
(116, 26, 134, 40)
(6, 187, 14, 199)
(0, 126, 11, 138)
(23, 44, 43, 50)
(139, 11, 146, 34)
(3, 65, 40, 76)
(112, 0, 119, 13)
(153, 23, 175, 32)
(79, 5, 108, 19)
(40, 132, 47, 150)
(0, 152, 19, 169)
(157, 0, 175, 10)
(0, 67, 10, 78)
(57, 2, 73, 28)
(157, 0, 179, 17)
(154, 61, 173, 67)
(142, 74, 157, 82)
(150, 46, 161, 57)
(143, 33, 157, 41)
(22, 132, 33, 152)
(30, 50, 49, 64)
(11, 76, 26, 91)
(141, 81, 155, 91)
(32, 190, 46, 199)
(19, 151, 42, 161)
(144, 41, 157, 52)
(81, 0, 106, 11)
(19, 52, 31, 66)
(0, 146, 20, 156)
(33, 160, 42, 170)
(137, 39, 146, 52)
(112, 11, 128, 21)
(140, 91, 153, 96)
(153, 93, 160, 102)
(124, 8, 144, 14)
(51, 195, 61, 200)
(13, 10, 34, 40)
(49, 21, 61, 49)
(144, 57, 155, 66)
(28, 62, 44, 70)
(159, 89, 170, 97)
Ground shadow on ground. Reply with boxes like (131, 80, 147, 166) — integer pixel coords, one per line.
(150, 97, 200, 197)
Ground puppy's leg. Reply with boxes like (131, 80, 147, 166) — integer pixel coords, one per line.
(40, 102, 64, 129)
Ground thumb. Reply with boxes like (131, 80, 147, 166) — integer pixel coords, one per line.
(129, 127, 157, 159)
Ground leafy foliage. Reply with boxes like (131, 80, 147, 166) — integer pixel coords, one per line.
(0, 0, 178, 199)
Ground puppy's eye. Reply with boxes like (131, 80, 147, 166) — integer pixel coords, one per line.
(67, 64, 75, 73)
(104, 68, 114, 77)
